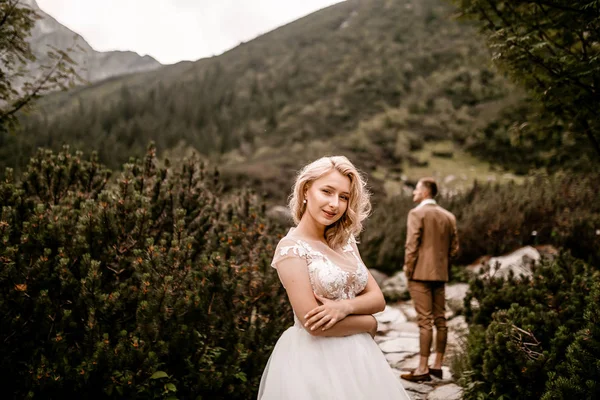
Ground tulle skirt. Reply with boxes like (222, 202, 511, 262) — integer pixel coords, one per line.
(258, 323, 410, 400)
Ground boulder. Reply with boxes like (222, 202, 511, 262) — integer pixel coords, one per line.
(469, 246, 542, 279)
(535, 244, 559, 260)
(445, 283, 469, 316)
(465, 255, 492, 275)
(398, 301, 418, 321)
(486, 246, 539, 279)
(369, 268, 389, 287)
(467, 245, 559, 280)
(381, 271, 409, 301)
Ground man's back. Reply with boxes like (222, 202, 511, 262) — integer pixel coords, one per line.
(404, 204, 458, 281)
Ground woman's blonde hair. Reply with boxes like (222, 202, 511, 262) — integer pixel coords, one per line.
(288, 156, 371, 248)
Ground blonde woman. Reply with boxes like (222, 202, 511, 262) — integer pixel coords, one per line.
(258, 156, 409, 399)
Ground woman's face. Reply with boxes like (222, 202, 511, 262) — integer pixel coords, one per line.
(304, 170, 352, 227)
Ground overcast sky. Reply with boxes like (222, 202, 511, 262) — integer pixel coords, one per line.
(36, 0, 344, 65)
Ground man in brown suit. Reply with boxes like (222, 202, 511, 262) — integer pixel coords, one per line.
(400, 177, 459, 382)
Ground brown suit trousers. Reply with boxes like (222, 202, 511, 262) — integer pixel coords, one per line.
(404, 203, 459, 357)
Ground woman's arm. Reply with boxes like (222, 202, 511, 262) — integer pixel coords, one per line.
(311, 314, 377, 338)
(275, 256, 376, 337)
(304, 272, 385, 331)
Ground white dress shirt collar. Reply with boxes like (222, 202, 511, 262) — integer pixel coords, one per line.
(416, 198, 437, 208)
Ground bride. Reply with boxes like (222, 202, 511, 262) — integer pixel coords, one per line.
(258, 156, 410, 399)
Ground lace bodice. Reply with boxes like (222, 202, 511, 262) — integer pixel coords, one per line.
(271, 229, 369, 300)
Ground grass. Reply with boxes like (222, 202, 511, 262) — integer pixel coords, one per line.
(397, 140, 524, 195)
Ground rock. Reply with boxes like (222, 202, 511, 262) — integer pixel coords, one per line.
(486, 246, 540, 279)
(379, 337, 420, 354)
(398, 354, 438, 371)
(445, 283, 469, 316)
(436, 366, 453, 381)
(468, 245, 559, 279)
(398, 354, 421, 370)
(391, 369, 431, 400)
(427, 383, 463, 400)
(385, 352, 413, 368)
(389, 320, 419, 334)
(376, 321, 392, 335)
(376, 328, 413, 344)
(466, 255, 492, 275)
(447, 315, 468, 332)
(535, 244, 559, 260)
(369, 268, 389, 287)
(381, 272, 409, 301)
(399, 379, 435, 395)
(374, 305, 407, 324)
(447, 315, 469, 348)
(398, 301, 418, 321)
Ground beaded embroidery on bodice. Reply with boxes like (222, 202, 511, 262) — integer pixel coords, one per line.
(276, 234, 369, 301)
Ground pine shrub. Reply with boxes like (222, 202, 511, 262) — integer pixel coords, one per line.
(0, 144, 290, 399)
(542, 281, 600, 400)
(460, 253, 598, 399)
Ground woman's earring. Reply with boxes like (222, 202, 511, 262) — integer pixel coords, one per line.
(303, 199, 307, 204)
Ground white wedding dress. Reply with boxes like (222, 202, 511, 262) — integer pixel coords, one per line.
(258, 229, 410, 399)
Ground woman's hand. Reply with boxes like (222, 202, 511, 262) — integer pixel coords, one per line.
(304, 293, 351, 332)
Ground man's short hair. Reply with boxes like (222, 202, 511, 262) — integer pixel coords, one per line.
(419, 177, 438, 198)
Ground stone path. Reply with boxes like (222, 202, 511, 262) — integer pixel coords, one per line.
(373, 301, 466, 400)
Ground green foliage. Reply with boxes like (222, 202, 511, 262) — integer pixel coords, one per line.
(460, 253, 598, 400)
(465, 99, 597, 173)
(0, 144, 290, 399)
(360, 173, 600, 274)
(453, 0, 600, 162)
(0, 0, 81, 133)
(542, 281, 600, 399)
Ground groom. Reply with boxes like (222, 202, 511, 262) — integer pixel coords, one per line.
(400, 177, 459, 382)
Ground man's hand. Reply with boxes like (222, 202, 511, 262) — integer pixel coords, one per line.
(304, 293, 351, 331)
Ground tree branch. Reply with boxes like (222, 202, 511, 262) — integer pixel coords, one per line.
(0, 52, 64, 122)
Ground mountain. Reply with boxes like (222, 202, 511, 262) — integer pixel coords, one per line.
(20, 0, 162, 84)
(4, 0, 528, 201)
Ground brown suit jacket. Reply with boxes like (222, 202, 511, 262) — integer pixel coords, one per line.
(404, 203, 459, 282)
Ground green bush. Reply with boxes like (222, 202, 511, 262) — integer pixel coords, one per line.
(542, 281, 600, 400)
(360, 173, 600, 275)
(0, 145, 290, 399)
(460, 253, 598, 400)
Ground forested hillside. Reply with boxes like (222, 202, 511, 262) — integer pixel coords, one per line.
(3, 0, 529, 202)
